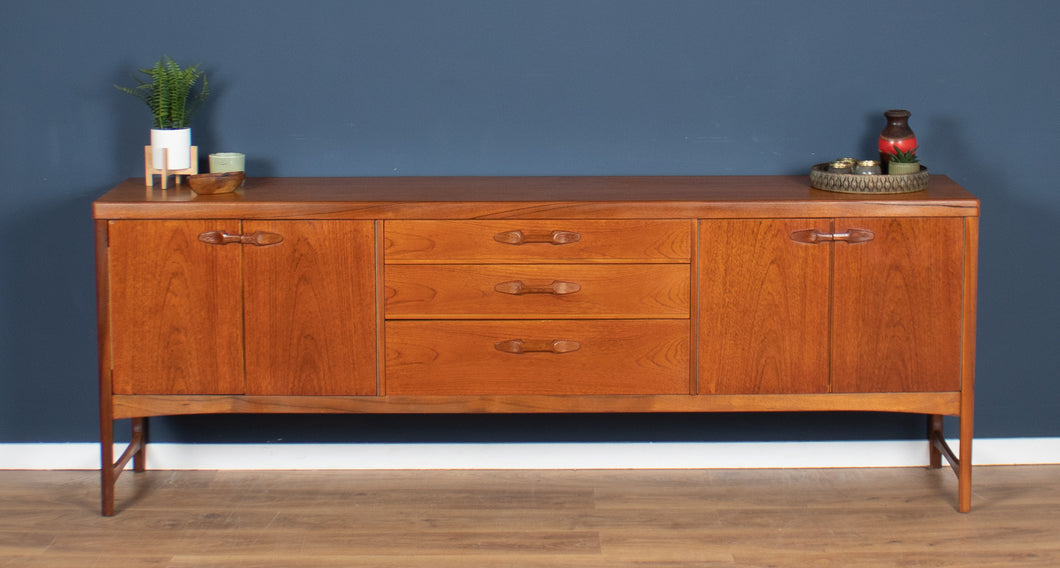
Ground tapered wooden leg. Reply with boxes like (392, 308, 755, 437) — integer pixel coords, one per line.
(928, 413, 971, 512)
(100, 416, 115, 517)
(132, 418, 148, 472)
(103, 422, 148, 516)
(928, 414, 944, 469)
(96, 218, 117, 516)
(957, 215, 978, 513)
(958, 399, 974, 513)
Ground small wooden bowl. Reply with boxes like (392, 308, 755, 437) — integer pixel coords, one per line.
(186, 171, 245, 195)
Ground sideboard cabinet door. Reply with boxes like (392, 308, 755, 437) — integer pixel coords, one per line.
(109, 220, 244, 395)
(108, 219, 377, 396)
(243, 220, 377, 396)
(700, 217, 965, 395)
(831, 217, 964, 393)
(699, 219, 831, 394)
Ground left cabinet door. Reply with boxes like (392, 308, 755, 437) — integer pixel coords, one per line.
(698, 218, 831, 394)
(109, 220, 244, 395)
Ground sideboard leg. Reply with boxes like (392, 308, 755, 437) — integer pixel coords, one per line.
(929, 413, 972, 512)
(928, 414, 944, 469)
(957, 407, 974, 513)
(132, 418, 148, 472)
(100, 418, 148, 516)
(100, 416, 115, 517)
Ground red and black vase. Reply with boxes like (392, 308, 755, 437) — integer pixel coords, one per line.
(878, 109, 917, 165)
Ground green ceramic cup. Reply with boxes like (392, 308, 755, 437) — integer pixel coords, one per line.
(209, 152, 245, 174)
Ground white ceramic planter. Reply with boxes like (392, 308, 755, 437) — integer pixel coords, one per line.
(150, 128, 192, 170)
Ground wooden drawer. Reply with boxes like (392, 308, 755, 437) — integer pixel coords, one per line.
(385, 320, 690, 395)
(385, 264, 689, 319)
(385, 220, 692, 263)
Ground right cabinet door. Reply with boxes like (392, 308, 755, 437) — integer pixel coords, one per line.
(699, 217, 965, 395)
(243, 220, 377, 396)
(831, 217, 964, 393)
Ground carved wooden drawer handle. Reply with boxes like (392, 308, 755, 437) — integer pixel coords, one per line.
(789, 229, 874, 244)
(198, 231, 284, 246)
(493, 230, 581, 245)
(493, 280, 582, 296)
(494, 339, 582, 354)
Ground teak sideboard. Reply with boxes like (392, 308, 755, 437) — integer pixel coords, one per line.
(93, 176, 979, 515)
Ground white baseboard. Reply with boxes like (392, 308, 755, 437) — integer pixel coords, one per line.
(2, 438, 1058, 470)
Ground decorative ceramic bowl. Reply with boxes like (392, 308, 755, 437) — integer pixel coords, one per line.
(186, 171, 245, 195)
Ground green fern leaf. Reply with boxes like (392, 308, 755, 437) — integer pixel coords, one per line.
(116, 55, 208, 130)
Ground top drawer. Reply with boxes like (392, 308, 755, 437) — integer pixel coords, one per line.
(385, 220, 692, 263)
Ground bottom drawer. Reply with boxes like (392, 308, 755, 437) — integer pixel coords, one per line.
(385, 320, 689, 395)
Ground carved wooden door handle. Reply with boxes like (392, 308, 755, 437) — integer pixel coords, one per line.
(493, 230, 581, 245)
(198, 231, 284, 246)
(493, 280, 582, 296)
(494, 339, 582, 354)
(789, 228, 874, 244)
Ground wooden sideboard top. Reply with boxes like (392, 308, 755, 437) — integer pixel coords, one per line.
(93, 175, 979, 220)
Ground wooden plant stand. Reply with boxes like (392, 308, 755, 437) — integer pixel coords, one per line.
(144, 146, 198, 189)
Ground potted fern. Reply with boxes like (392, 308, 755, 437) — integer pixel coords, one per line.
(115, 56, 209, 171)
(887, 144, 920, 175)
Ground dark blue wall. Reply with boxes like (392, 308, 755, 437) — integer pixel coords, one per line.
(2, 1, 1058, 443)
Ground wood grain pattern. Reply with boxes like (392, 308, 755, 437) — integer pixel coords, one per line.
(385, 320, 689, 395)
(110, 392, 961, 418)
(4, 467, 1057, 567)
(385, 219, 692, 263)
(385, 264, 689, 319)
(108, 220, 244, 395)
(699, 219, 831, 394)
(93, 175, 980, 220)
(832, 218, 964, 393)
(243, 221, 376, 396)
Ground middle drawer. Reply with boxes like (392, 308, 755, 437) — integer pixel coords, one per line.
(385, 264, 690, 319)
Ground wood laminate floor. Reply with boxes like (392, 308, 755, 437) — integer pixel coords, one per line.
(1, 466, 1058, 567)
